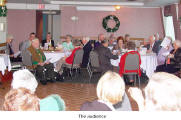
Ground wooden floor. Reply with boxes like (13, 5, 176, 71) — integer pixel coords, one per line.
(0, 80, 141, 111)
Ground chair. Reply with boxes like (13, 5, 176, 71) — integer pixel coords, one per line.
(63, 49, 84, 79)
(123, 52, 141, 87)
(21, 50, 33, 69)
(87, 50, 101, 82)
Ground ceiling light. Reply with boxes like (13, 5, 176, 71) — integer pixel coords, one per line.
(115, 5, 121, 10)
(51, 1, 144, 6)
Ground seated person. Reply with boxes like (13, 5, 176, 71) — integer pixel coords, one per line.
(42, 32, 55, 48)
(40, 94, 66, 111)
(81, 36, 94, 68)
(55, 39, 81, 75)
(11, 69, 66, 111)
(5, 34, 22, 62)
(129, 72, 181, 111)
(156, 40, 181, 73)
(112, 36, 125, 53)
(21, 32, 36, 52)
(80, 71, 130, 111)
(157, 37, 173, 66)
(27, 38, 56, 85)
(124, 34, 130, 44)
(144, 35, 162, 55)
(119, 41, 141, 84)
(95, 39, 119, 73)
(3, 88, 39, 111)
(62, 35, 74, 51)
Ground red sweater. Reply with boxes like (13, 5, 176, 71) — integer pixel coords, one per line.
(65, 47, 81, 64)
(119, 51, 141, 76)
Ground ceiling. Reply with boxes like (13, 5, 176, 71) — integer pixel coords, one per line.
(7, 0, 180, 7)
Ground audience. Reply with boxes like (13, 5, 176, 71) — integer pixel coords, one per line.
(80, 71, 126, 111)
(5, 34, 22, 62)
(55, 39, 81, 75)
(27, 38, 56, 85)
(157, 37, 173, 66)
(108, 34, 116, 47)
(81, 36, 94, 68)
(95, 39, 119, 73)
(144, 35, 162, 55)
(112, 36, 125, 52)
(94, 33, 105, 48)
(62, 35, 74, 51)
(129, 72, 181, 111)
(119, 41, 141, 84)
(42, 32, 55, 48)
(156, 40, 181, 73)
(3, 88, 40, 111)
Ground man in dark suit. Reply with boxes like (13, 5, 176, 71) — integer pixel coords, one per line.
(42, 32, 55, 48)
(81, 37, 94, 68)
(94, 33, 105, 48)
(144, 35, 162, 55)
(95, 39, 119, 73)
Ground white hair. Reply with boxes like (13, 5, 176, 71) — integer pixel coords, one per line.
(7, 34, 14, 40)
(82, 36, 90, 41)
(11, 69, 38, 93)
(174, 40, 181, 48)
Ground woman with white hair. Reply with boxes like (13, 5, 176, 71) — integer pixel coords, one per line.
(6, 34, 22, 62)
(80, 71, 131, 111)
(156, 40, 181, 73)
(11, 69, 38, 93)
(129, 72, 181, 111)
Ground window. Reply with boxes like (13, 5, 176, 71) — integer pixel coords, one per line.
(163, 16, 175, 41)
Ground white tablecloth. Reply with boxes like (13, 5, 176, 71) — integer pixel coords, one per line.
(0, 54, 11, 75)
(111, 53, 157, 78)
(44, 51, 65, 63)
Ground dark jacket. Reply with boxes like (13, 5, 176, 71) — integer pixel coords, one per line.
(95, 44, 118, 73)
(94, 41, 101, 48)
(144, 40, 162, 55)
(170, 48, 181, 68)
(80, 100, 112, 111)
(42, 39, 55, 47)
(81, 40, 93, 67)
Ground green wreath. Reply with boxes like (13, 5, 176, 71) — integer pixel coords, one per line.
(102, 15, 120, 33)
(0, 6, 7, 17)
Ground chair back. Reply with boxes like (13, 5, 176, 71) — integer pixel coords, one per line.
(89, 50, 100, 68)
(124, 52, 140, 73)
(21, 49, 33, 67)
(73, 49, 84, 65)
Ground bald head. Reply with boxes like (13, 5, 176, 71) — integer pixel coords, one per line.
(98, 34, 105, 42)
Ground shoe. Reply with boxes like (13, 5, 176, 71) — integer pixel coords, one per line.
(40, 81, 47, 85)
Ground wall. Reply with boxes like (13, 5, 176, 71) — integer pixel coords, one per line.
(7, 10, 36, 52)
(60, 6, 164, 40)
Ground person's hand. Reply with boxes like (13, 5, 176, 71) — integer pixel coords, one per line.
(38, 62, 44, 66)
(10, 54, 14, 57)
(45, 62, 50, 64)
(128, 87, 145, 110)
(168, 54, 174, 58)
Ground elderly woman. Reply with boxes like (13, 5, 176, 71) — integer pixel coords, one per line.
(62, 34, 74, 51)
(27, 38, 56, 85)
(129, 72, 181, 111)
(5, 34, 22, 62)
(112, 36, 125, 52)
(156, 40, 181, 73)
(80, 71, 131, 111)
(3, 88, 40, 111)
(157, 37, 173, 66)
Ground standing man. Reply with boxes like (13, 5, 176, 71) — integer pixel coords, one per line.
(94, 33, 105, 48)
(20, 32, 36, 52)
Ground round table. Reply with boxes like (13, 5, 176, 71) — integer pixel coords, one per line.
(0, 54, 11, 75)
(111, 53, 158, 78)
(44, 51, 65, 63)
